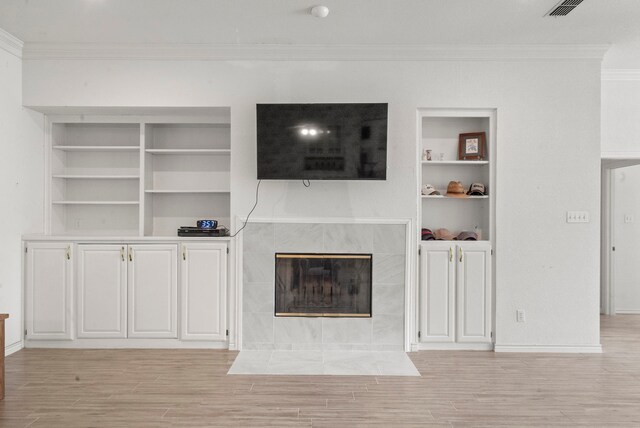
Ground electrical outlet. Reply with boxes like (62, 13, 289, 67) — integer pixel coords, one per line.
(516, 310, 526, 323)
(625, 214, 634, 224)
(566, 211, 590, 223)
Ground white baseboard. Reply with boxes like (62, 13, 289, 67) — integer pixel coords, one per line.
(24, 339, 229, 349)
(615, 310, 640, 315)
(417, 342, 494, 351)
(5, 340, 24, 356)
(494, 344, 602, 353)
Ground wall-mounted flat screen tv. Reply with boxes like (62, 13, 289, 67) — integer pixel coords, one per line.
(257, 103, 388, 180)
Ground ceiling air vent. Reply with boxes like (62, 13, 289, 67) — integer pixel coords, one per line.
(546, 0, 584, 16)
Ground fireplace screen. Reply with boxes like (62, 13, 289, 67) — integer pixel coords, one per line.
(275, 253, 372, 317)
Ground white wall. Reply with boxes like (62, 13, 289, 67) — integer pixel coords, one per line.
(22, 55, 602, 350)
(613, 165, 640, 313)
(0, 34, 45, 354)
(602, 75, 640, 155)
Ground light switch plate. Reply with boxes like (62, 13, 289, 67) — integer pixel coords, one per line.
(566, 211, 590, 223)
(625, 214, 634, 224)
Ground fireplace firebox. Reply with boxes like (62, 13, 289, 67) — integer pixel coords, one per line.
(274, 253, 372, 317)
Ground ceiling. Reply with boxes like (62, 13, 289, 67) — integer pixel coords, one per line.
(1, 0, 639, 66)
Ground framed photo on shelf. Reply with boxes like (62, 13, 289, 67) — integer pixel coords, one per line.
(458, 132, 486, 160)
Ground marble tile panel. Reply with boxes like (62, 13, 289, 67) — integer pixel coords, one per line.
(323, 224, 374, 253)
(373, 224, 406, 254)
(243, 223, 275, 254)
(243, 251, 274, 283)
(274, 317, 322, 344)
(323, 351, 380, 375)
(274, 223, 324, 253)
(227, 350, 272, 374)
(243, 282, 274, 314)
(321, 318, 372, 344)
(374, 352, 421, 376)
(372, 254, 405, 284)
(372, 314, 404, 346)
(372, 284, 404, 316)
(243, 312, 274, 345)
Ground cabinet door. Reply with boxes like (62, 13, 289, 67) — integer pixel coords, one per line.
(180, 243, 227, 341)
(25, 242, 73, 340)
(77, 245, 127, 338)
(128, 244, 178, 338)
(456, 242, 492, 343)
(419, 243, 456, 342)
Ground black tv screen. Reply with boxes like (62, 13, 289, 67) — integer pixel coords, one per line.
(257, 103, 388, 180)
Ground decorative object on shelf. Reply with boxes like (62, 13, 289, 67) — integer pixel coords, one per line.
(456, 231, 478, 241)
(421, 228, 436, 241)
(458, 132, 486, 160)
(421, 184, 441, 196)
(436, 152, 445, 161)
(435, 228, 456, 240)
(445, 181, 467, 198)
(177, 226, 229, 237)
(422, 149, 432, 161)
(466, 183, 487, 196)
(196, 219, 218, 229)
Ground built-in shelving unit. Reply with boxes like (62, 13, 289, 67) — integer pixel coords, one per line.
(47, 111, 231, 237)
(418, 109, 496, 242)
(143, 123, 231, 236)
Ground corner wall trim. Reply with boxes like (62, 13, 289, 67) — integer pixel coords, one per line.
(22, 43, 610, 62)
(494, 344, 602, 353)
(0, 27, 23, 58)
(5, 340, 24, 357)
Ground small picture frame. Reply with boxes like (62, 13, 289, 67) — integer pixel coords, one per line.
(458, 132, 486, 160)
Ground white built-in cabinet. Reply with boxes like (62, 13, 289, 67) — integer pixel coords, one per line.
(419, 241, 492, 346)
(417, 108, 496, 349)
(180, 243, 227, 341)
(77, 244, 127, 338)
(77, 244, 179, 339)
(25, 242, 73, 340)
(127, 245, 178, 338)
(26, 241, 227, 347)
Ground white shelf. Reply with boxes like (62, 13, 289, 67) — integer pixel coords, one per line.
(421, 195, 489, 199)
(145, 149, 230, 155)
(53, 146, 140, 152)
(52, 201, 140, 205)
(145, 190, 230, 194)
(421, 160, 488, 165)
(52, 175, 140, 179)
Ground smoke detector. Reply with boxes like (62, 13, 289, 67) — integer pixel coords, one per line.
(310, 5, 330, 18)
(546, 0, 584, 17)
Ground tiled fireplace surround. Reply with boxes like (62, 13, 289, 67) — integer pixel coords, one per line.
(242, 222, 406, 351)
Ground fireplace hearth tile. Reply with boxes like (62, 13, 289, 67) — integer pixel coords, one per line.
(322, 318, 372, 344)
(228, 351, 419, 376)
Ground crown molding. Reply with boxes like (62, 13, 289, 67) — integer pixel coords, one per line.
(22, 43, 610, 62)
(602, 69, 640, 81)
(0, 27, 23, 58)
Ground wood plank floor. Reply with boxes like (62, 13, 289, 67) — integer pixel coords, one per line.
(2, 315, 640, 427)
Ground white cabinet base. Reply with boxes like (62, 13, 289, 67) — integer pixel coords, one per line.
(24, 338, 228, 349)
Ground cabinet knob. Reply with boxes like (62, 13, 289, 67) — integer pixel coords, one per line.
(66, 245, 71, 260)
(459, 246, 463, 263)
(449, 247, 453, 262)
(121, 246, 125, 262)
(129, 247, 133, 262)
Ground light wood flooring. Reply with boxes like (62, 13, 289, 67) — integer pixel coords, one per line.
(2, 315, 640, 427)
